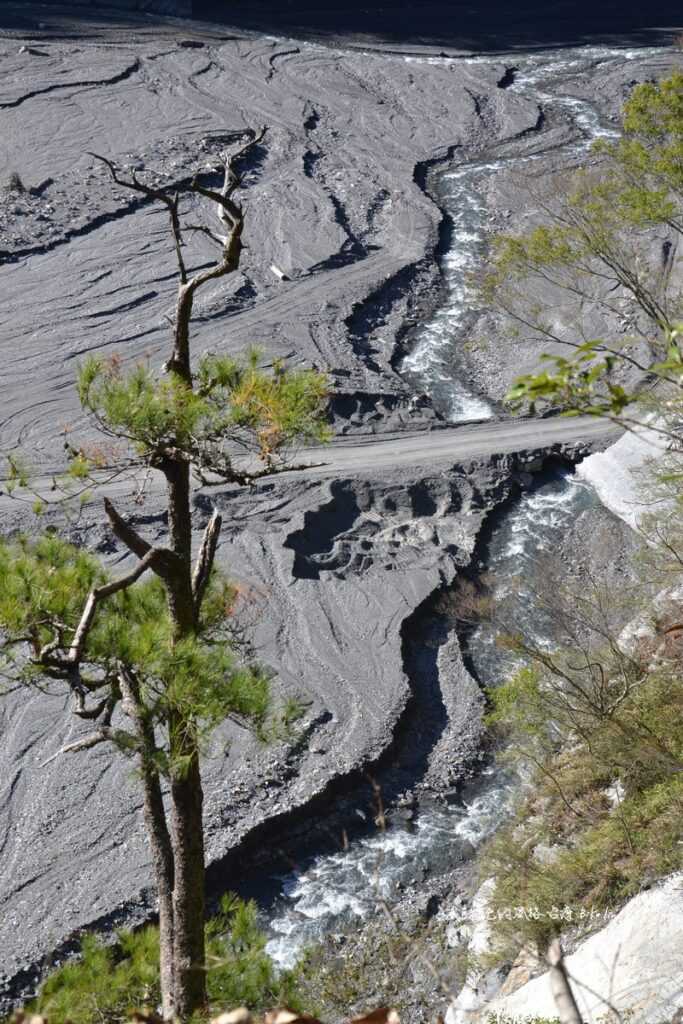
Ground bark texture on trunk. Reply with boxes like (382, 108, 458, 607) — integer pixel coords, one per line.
(165, 454, 208, 1018)
(169, 723, 207, 1020)
(548, 939, 583, 1024)
(119, 670, 177, 1018)
(89, 137, 260, 1019)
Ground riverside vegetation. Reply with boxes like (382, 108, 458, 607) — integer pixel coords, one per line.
(3, 66, 683, 1024)
(475, 70, 683, 967)
(19, 898, 305, 1024)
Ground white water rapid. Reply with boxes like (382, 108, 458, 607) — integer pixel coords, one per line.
(263, 43, 661, 968)
(399, 45, 658, 422)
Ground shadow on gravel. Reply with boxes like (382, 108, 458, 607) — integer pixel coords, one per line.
(4, 0, 680, 51)
(195, 0, 682, 50)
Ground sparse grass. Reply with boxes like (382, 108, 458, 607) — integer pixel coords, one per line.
(297, 916, 464, 1022)
(478, 644, 683, 962)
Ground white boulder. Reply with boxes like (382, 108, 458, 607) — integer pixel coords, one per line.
(483, 873, 683, 1024)
(577, 422, 666, 530)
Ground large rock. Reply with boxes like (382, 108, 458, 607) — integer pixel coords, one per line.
(577, 422, 667, 530)
(482, 873, 683, 1023)
(445, 879, 506, 1024)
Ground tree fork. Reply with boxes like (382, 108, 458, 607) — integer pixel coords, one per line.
(0, 125, 328, 1023)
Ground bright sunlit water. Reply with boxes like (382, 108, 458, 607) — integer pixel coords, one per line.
(400, 44, 658, 422)
(264, 467, 599, 966)
(263, 44, 659, 967)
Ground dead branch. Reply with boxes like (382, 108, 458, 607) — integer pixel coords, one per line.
(68, 547, 159, 664)
(73, 690, 108, 720)
(88, 153, 188, 284)
(103, 496, 152, 559)
(91, 129, 267, 386)
(192, 507, 222, 613)
(39, 725, 133, 768)
(547, 939, 582, 1024)
(184, 223, 227, 247)
(104, 497, 187, 593)
(171, 128, 267, 377)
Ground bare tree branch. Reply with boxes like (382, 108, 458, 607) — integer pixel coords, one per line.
(68, 547, 158, 664)
(548, 939, 582, 1024)
(169, 128, 267, 378)
(104, 497, 185, 588)
(183, 223, 227, 247)
(73, 691, 109, 720)
(92, 129, 267, 388)
(191, 507, 222, 613)
(103, 497, 152, 559)
(39, 726, 133, 768)
(88, 153, 189, 284)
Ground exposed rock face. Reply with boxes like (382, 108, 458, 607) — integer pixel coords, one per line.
(482, 873, 683, 1023)
(445, 879, 506, 1024)
(578, 423, 667, 530)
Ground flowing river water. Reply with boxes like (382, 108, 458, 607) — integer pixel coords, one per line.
(262, 44, 660, 967)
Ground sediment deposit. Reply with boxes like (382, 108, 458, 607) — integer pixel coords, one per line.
(0, 4, 679, 1004)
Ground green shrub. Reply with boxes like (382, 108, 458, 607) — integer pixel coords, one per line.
(20, 897, 305, 1024)
(205, 895, 304, 1013)
(296, 916, 462, 1022)
(480, 645, 683, 961)
(34, 928, 159, 1024)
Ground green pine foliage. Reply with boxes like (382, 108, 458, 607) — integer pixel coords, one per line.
(0, 141, 330, 1019)
(22, 898, 304, 1024)
(77, 348, 330, 471)
(0, 535, 105, 679)
(0, 536, 270, 753)
(33, 929, 160, 1024)
(481, 72, 683, 419)
(478, 75, 683, 962)
(204, 895, 304, 1013)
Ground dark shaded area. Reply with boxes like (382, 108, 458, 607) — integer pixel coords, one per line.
(0, 2, 187, 30)
(195, 0, 682, 51)
(284, 480, 362, 579)
(11, 0, 679, 50)
(3, 0, 680, 51)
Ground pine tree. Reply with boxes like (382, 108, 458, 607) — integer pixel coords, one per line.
(0, 129, 329, 1019)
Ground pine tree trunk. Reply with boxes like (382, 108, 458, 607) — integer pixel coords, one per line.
(119, 670, 177, 1018)
(169, 722, 207, 1019)
(158, 871, 177, 1020)
(548, 939, 582, 1024)
(164, 456, 208, 1019)
(145, 775, 177, 1019)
